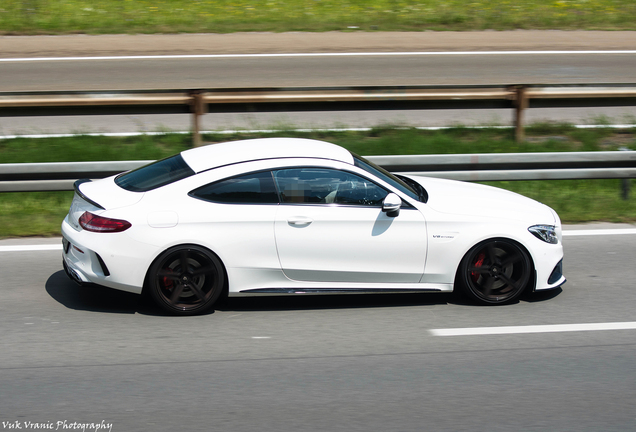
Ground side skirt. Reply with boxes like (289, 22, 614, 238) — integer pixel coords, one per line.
(239, 288, 442, 295)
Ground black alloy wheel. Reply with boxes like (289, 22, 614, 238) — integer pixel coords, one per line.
(458, 239, 532, 305)
(149, 245, 225, 315)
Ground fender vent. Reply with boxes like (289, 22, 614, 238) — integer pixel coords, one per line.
(548, 260, 563, 284)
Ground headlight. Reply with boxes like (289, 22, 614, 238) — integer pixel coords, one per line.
(528, 225, 558, 244)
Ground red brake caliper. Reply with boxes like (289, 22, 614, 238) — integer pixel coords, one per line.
(162, 269, 174, 290)
(471, 253, 486, 283)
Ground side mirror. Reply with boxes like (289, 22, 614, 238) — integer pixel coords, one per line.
(382, 193, 402, 217)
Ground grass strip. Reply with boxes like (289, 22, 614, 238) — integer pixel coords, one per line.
(2, 0, 636, 34)
(0, 125, 635, 238)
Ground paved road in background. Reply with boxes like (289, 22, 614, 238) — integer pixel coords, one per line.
(3, 52, 636, 91)
(1, 227, 636, 431)
(1, 31, 636, 134)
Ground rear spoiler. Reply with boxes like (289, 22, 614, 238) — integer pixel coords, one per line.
(73, 179, 105, 210)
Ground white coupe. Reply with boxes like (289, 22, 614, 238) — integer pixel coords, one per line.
(61, 138, 565, 315)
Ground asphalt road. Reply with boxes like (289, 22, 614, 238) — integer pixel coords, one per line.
(2, 32, 636, 135)
(1, 226, 636, 431)
(3, 53, 636, 91)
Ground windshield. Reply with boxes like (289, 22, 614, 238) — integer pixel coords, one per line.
(115, 154, 195, 192)
(353, 154, 426, 202)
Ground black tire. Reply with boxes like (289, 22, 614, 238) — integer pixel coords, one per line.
(148, 245, 226, 316)
(457, 239, 532, 305)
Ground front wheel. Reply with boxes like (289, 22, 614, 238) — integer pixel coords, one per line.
(457, 239, 532, 305)
(148, 245, 226, 316)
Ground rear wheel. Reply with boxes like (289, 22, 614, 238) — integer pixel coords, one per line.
(148, 245, 225, 316)
(458, 239, 532, 305)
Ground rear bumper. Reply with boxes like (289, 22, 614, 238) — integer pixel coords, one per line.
(61, 219, 146, 294)
(62, 258, 97, 287)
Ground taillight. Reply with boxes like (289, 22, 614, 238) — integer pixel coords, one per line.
(79, 212, 132, 233)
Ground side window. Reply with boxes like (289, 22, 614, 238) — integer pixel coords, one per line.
(189, 171, 278, 204)
(273, 168, 388, 206)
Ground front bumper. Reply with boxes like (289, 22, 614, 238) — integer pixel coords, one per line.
(535, 257, 566, 291)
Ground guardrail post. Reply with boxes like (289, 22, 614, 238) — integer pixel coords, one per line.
(620, 147, 631, 200)
(514, 86, 528, 143)
(190, 90, 206, 147)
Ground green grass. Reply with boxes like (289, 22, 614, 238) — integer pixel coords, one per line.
(4, 123, 633, 164)
(484, 179, 636, 224)
(1, 0, 636, 34)
(0, 191, 73, 237)
(0, 133, 192, 163)
(1, 125, 635, 238)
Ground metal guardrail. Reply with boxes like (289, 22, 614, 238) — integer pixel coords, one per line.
(0, 161, 148, 192)
(2, 84, 636, 145)
(1, 152, 634, 197)
(371, 151, 636, 180)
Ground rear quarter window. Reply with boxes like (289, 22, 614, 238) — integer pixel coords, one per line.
(189, 171, 279, 204)
(115, 154, 195, 192)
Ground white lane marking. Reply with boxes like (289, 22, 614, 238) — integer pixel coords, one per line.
(1, 228, 635, 252)
(252, 336, 272, 339)
(430, 322, 636, 336)
(1, 50, 635, 62)
(0, 244, 62, 252)
(563, 229, 636, 236)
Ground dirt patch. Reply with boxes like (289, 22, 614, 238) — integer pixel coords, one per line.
(2, 30, 636, 58)
(600, 134, 635, 148)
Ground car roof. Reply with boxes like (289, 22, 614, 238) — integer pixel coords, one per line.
(180, 138, 355, 173)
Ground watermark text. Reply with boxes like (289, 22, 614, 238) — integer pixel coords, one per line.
(2, 421, 112, 432)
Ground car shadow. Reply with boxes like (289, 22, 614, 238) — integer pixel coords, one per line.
(522, 287, 564, 303)
(216, 291, 455, 312)
(46, 269, 562, 315)
(46, 270, 154, 315)
(448, 287, 564, 307)
(47, 270, 453, 315)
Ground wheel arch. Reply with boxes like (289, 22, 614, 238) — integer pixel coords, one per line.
(452, 236, 536, 293)
(142, 242, 230, 295)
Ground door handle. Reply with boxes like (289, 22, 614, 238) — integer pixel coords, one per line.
(288, 217, 313, 227)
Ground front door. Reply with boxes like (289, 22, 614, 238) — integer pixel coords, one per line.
(273, 168, 427, 283)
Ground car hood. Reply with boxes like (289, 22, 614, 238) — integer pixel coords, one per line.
(405, 175, 556, 224)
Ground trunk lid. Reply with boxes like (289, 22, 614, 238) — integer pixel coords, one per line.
(66, 177, 144, 231)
